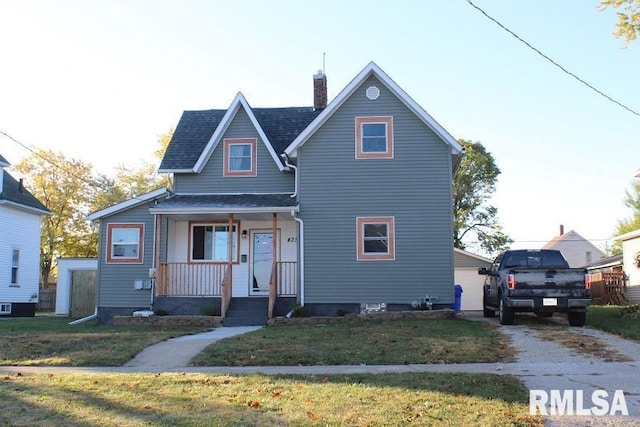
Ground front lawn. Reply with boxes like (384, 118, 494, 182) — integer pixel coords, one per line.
(0, 317, 210, 366)
(191, 317, 513, 366)
(0, 371, 542, 426)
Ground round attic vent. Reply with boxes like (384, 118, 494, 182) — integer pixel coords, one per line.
(366, 86, 380, 100)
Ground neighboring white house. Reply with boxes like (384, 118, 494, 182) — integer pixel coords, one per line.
(542, 225, 605, 268)
(0, 153, 50, 317)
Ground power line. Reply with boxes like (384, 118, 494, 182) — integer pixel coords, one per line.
(0, 129, 162, 205)
(0, 129, 107, 190)
(465, 0, 640, 117)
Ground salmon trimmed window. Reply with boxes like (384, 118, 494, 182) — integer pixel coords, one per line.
(356, 216, 395, 261)
(107, 223, 144, 263)
(224, 138, 257, 176)
(355, 116, 394, 159)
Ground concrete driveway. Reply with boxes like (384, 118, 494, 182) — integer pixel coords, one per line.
(467, 312, 640, 426)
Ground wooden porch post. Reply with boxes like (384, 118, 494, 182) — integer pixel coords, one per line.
(269, 212, 277, 319)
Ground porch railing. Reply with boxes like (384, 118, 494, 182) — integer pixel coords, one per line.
(157, 262, 226, 296)
(268, 261, 298, 319)
(276, 261, 297, 296)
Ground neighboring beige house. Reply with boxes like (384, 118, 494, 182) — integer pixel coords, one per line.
(542, 225, 605, 268)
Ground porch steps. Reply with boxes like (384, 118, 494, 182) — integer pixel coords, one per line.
(223, 297, 268, 326)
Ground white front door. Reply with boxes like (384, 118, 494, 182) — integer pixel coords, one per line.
(250, 231, 277, 295)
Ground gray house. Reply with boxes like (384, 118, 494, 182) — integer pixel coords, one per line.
(88, 62, 464, 324)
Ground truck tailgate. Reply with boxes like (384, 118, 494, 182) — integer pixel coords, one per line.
(508, 268, 587, 289)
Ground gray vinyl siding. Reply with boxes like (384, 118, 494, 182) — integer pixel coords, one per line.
(174, 108, 294, 194)
(97, 203, 156, 308)
(298, 75, 455, 304)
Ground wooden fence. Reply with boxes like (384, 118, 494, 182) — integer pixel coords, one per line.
(588, 272, 628, 305)
(37, 289, 56, 312)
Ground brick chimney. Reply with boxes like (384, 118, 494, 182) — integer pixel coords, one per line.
(559, 224, 564, 236)
(313, 70, 327, 111)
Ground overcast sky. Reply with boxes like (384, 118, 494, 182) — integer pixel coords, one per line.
(1, 0, 639, 255)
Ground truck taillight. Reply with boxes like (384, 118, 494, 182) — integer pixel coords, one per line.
(585, 274, 591, 290)
(507, 274, 516, 290)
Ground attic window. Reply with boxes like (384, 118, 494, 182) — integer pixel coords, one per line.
(224, 138, 257, 177)
(355, 117, 394, 159)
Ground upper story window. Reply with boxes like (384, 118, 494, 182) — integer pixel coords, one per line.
(191, 223, 239, 262)
(11, 249, 19, 284)
(355, 116, 394, 159)
(356, 216, 395, 261)
(224, 138, 257, 176)
(107, 223, 144, 263)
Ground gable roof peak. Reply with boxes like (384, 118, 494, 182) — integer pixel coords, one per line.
(189, 92, 287, 173)
(285, 61, 463, 157)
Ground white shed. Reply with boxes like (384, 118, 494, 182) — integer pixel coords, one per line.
(56, 258, 98, 316)
(454, 248, 492, 311)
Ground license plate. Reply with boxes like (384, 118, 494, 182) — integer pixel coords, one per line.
(543, 298, 557, 306)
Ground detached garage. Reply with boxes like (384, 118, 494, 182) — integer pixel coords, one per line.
(454, 248, 492, 311)
(56, 258, 98, 318)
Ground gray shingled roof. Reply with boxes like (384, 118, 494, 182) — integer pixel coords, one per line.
(0, 153, 9, 166)
(159, 107, 320, 171)
(1, 170, 50, 213)
(155, 194, 297, 210)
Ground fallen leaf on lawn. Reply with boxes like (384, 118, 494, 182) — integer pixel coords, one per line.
(248, 401, 260, 408)
(306, 411, 317, 420)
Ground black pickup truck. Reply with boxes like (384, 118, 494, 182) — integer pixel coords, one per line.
(479, 249, 591, 326)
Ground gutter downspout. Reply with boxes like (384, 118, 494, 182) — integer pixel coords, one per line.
(291, 209, 305, 306)
(282, 154, 304, 305)
(69, 307, 97, 325)
(282, 154, 298, 199)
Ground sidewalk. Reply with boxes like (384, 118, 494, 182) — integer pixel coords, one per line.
(123, 326, 263, 369)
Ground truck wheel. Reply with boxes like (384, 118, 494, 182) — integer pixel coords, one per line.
(498, 296, 514, 325)
(483, 293, 495, 318)
(567, 311, 586, 327)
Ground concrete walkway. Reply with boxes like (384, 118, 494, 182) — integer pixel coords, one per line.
(123, 326, 263, 369)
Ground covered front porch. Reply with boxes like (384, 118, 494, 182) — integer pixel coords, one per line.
(150, 194, 300, 320)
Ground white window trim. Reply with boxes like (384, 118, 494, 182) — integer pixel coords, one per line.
(106, 223, 144, 264)
(356, 216, 395, 261)
(10, 249, 19, 285)
(189, 222, 240, 263)
(355, 116, 394, 159)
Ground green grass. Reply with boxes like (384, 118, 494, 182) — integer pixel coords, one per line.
(192, 318, 513, 366)
(0, 317, 210, 366)
(0, 372, 542, 426)
(587, 305, 640, 341)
